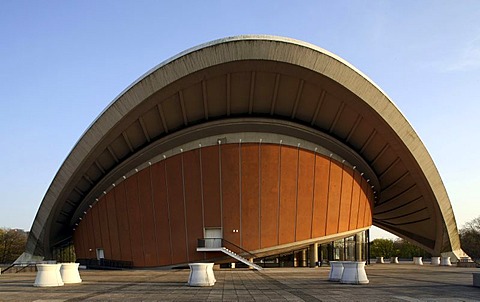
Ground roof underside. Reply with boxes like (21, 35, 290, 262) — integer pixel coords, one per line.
(27, 35, 460, 257)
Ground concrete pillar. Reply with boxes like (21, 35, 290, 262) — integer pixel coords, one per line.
(301, 249, 307, 267)
(248, 258, 254, 269)
(293, 252, 298, 267)
(310, 243, 319, 267)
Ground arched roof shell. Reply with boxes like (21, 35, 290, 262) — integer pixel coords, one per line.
(26, 35, 460, 257)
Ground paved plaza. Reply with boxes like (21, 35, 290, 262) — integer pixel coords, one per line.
(0, 264, 479, 301)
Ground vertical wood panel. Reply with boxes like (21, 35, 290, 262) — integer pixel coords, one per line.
(138, 168, 158, 266)
(98, 197, 112, 259)
(312, 155, 330, 238)
(73, 145, 376, 267)
(349, 171, 362, 230)
(91, 201, 103, 250)
(326, 161, 342, 235)
(84, 206, 96, 259)
(357, 178, 367, 228)
(166, 155, 188, 264)
(221, 144, 241, 246)
(78, 223, 88, 259)
(125, 174, 145, 267)
(201, 146, 221, 227)
(73, 224, 85, 259)
(114, 182, 132, 262)
(106, 191, 121, 260)
(241, 144, 260, 250)
(278, 146, 297, 245)
(363, 180, 373, 226)
(183, 149, 204, 262)
(151, 161, 172, 266)
(260, 144, 279, 248)
(296, 150, 315, 241)
(338, 168, 353, 233)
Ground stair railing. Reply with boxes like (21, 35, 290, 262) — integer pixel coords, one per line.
(197, 238, 258, 259)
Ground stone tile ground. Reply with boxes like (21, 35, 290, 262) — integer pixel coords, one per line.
(0, 264, 478, 301)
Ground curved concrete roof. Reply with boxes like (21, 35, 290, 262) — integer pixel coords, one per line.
(26, 35, 461, 257)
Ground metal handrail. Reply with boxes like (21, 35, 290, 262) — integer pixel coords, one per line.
(197, 238, 258, 259)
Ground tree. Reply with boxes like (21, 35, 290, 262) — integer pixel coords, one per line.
(369, 238, 431, 259)
(393, 238, 431, 259)
(0, 228, 28, 263)
(459, 216, 480, 261)
(370, 238, 397, 258)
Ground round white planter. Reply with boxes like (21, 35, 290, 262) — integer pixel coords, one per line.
(60, 263, 82, 284)
(440, 256, 452, 266)
(340, 261, 369, 284)
(413, 257, 423, 265)
(188, 263, 215, 286)
(328, 261, 344, 282)
(34, 264, 64, 287)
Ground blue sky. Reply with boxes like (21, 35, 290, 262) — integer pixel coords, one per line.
(1, 1, 479, 239)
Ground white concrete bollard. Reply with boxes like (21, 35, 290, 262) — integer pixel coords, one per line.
(60, 263, 82, 284)
(440, 256, 452, 266)
(188, 263, 215, 286)
(390, 257, 399, 264)
(34, 264, 64, 287)
(206, 263, 216, 283)
(376, 257, 384, 264)
(328, 261, 344, 282)
(431, 257, 440, 265)
(340, 261, 369, 284)
(413, 257, 423, 265)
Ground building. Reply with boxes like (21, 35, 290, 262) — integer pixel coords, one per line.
(24, 35, 465, 267)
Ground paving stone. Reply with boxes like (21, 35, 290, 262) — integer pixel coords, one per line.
(0, 264, 479, 301)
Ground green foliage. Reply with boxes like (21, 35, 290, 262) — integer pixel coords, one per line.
(53, 244, 76, 263)
(370, 238, 431, 259)
(394, 239, 431, 258)
(370, 238, 397, 258)
(459, 216, 480, 261)
(0, 228, 27, 264)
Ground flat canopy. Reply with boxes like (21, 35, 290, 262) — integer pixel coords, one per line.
(26, 35, 461, 258)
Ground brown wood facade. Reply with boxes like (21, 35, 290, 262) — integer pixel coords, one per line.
(73, 143, 373, 267)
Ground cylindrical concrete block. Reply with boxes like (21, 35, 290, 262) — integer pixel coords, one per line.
(390, 257, 399, 264)
(413, 257, 423, 265)
(60, 263, 82, 284)
(34, 264, 64, 287)
(188, 263, 215, 286)
(328, 261, 344, 282)
(431, 257, 440, 265)
(206, 263, 216, 283)
(440, 257, 452, 266)
(340, 261, 369, 284)
(376, 257, 384, 264)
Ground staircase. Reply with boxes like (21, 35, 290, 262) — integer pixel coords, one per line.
(197, 238, 263, 270)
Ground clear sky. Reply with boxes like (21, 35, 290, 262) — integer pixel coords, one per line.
(1, 1, 479, 240)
